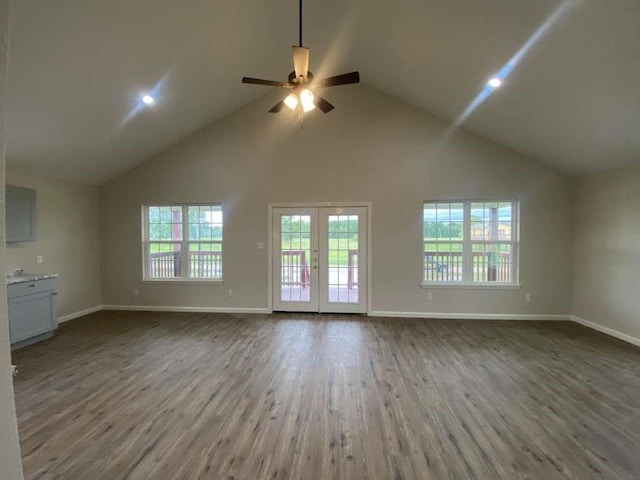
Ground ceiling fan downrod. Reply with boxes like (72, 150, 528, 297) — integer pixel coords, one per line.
(240, 0, 360, 114)
(299, 0, 303, 47)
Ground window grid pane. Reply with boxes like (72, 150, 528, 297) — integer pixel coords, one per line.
(424, 201, 517, 284)
(472, 243, 513, 282)
(147, 242, 181, 278)
(188, 205, 223, 241)
(148, 206, 182, 241)
(424, 202, 464, 282)
(145, 204, 222, 281)
(471, 202, 513, 241)
(188, 242, 222, 279)
(423, 242, 463, 282)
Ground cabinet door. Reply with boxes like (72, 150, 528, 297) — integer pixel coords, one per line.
(6, 185, 36, 242)
(8, 292, 55, 344)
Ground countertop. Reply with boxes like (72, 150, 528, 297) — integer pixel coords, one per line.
(7, 273, 59, 285)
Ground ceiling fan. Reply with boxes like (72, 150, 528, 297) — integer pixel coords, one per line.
(241, 0, 360, 114)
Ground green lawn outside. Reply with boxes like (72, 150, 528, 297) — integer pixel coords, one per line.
(282, 238, 358, 267)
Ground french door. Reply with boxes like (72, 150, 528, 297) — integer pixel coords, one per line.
(273, 206, 368, 313)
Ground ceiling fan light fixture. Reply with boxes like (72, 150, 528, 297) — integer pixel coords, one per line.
(240, 0, 359, 114)
(284, 93, 299, 110)
(300, 89, 315, 112)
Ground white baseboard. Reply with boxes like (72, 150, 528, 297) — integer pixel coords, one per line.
(58, 305, 104, 323)
(571, 315, 640, 347)
(102, 305, 271, 315)
(369, 311, 571, 321)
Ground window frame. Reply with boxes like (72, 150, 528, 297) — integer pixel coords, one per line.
(142, 204, 224, 284)
(422, 200, 520, 288)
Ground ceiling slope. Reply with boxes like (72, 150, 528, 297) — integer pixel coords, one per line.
(6, 0, 640, 184)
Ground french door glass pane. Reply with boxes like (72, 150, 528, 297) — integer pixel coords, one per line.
(280, 215, 311, 302)
(148, 243, 181, 278)
(327, 215, 359, 304)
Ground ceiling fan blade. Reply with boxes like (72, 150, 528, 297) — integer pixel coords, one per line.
(242, 77, 292, 88)
(314, 95, 335, 113)
(268, 100, 287, 113)
(292, 46, 310, 81)
(316, 71, 360, 88)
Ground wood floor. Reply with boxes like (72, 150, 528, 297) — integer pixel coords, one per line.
(12, 311, 640, 480)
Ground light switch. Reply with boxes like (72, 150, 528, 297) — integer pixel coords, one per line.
(36, 256, 43, 264)
(257, 242, 264, 250)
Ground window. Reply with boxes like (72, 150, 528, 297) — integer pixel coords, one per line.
(423, 201, 518, 285)
(143, 205, 223, 281)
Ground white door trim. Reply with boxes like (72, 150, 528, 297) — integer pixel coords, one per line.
(267, 202, 372, 314)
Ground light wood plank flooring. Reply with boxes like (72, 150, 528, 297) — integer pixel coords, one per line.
(12, 311, 640, 479)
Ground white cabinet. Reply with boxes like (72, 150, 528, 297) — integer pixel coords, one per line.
(7, 278, 57, 347)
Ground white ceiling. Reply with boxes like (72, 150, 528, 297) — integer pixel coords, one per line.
(6, 0, 640, 184)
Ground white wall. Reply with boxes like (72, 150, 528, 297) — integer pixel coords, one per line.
(0, 1, 25, 477)
(6, 170, 102, 319)
(101, 85, 574, 317)
(573, 164, 640, 341)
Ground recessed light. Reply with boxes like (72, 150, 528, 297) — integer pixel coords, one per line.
(488, 77, 502, 88)
(142, 94, 155, 105)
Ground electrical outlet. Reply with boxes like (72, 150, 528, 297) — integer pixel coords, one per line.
(257, 242, 264, 250)
(36, 256, 43, 264)
(525, 293, 531, 302)
(133, 289, 139, 296)
(427, 291, 433, 301)
(227, 289, 234, 297)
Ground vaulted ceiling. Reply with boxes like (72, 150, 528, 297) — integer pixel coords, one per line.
(6, 0, 640, 184)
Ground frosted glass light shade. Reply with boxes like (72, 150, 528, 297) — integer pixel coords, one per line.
(284, 93, 299, 110)
(300, 89, 315, 112)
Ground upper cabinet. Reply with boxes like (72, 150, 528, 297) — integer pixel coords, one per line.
(6, 185, 36, 242)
